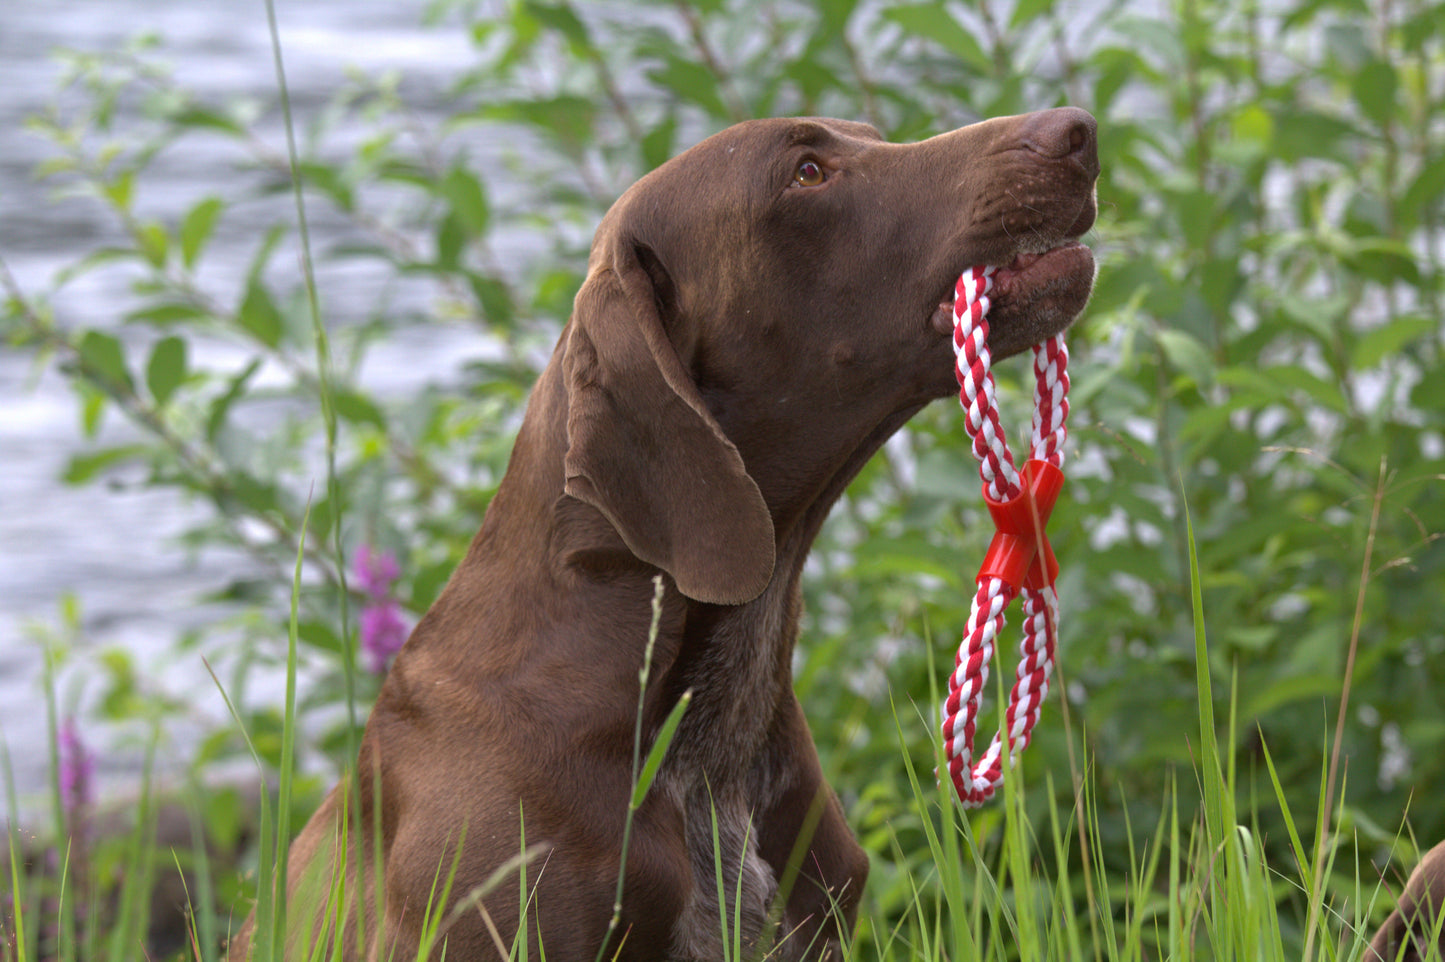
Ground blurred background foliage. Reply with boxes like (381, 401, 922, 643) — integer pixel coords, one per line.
(4, 0, 1444, 953)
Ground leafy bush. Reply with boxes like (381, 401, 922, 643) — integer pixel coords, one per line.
(3, 0, 1443, 957)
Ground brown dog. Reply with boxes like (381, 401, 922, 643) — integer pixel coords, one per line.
(228, 108, 1099, 961)
(1369, 840, 1445, 961)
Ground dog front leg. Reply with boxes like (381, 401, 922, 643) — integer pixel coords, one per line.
(755, 695, 870, 961)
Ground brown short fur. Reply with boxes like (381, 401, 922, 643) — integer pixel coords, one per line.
(1369, 840, 1445, 961)
(228, 108, 1099, 962)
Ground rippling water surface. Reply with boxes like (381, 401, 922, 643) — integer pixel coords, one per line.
(1, 0, 478, 804)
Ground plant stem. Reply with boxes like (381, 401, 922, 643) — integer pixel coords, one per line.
(1302, 455, 1387, 962)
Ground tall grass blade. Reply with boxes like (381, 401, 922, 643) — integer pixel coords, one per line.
(630, 690, 691, 811)
(262, 4, 362, 957)
(268, 496, 312, 960)
(1259, 733, 1314, 921)
(38, 644, 75, 962)
(182, 785, 219, 961)
(1183, 489, 1224, 847)
(414, 826, 469, 959)
(107, 740, 159, 961)
(597, 575, 685, 962)
(1043, 773, 1086, 962)
(1306, 457, 1388, 962)
(205, 655, 277, 962)
(3, 733, 34, 962)
(262, 0, 355, 767)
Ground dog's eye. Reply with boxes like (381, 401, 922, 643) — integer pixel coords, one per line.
(793, 160, 826, 187)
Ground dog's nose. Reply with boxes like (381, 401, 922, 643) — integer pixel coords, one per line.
(1019, 107, 1098, 178)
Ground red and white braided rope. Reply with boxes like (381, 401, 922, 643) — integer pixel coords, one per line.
(944, 265, 1070, 808)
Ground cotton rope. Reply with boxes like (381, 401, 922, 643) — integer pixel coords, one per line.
(944, 264, 1069, 808)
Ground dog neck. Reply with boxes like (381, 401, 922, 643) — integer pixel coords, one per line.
(443, 358, 921, 793)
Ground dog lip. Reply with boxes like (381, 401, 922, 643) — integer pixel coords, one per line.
(930, 240, 1092, 337)
(991, 240, 1089, 296)
(930, 299, 955, 336)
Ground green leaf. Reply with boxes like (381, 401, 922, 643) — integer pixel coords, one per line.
(299, 162, 354, 212)
(200, 786, 246, 849)
(146, 335, 188, 406)
(1172, 188, 1218, 249)
(784, 55, 845, 106)
(478, 96, 595, 147)
(470, 275, 516, 328)
(881, 4, 990, 71)
(137, 220, 169, 269)
(521, 0, 591, 50)
(228, 473, 281, 516)
(1271, 109, 1360, 163)
(207, 359, 261, 442)
(1009, 0, 1056, 29)
(179, 196, 224, 270)
(647, 57, 731, 120)
(1350, 315, 1437, 370)
(1155, 328, 1214, 387)
(1228, 104, 1274, 155)
(1343, 236, 1422, 286)
(1401, 157, 1445, 227)
(377, 158, 435, 189)
(641, 115, 677, 171)
(1264, 364, 1349, 413)
(55, 246, 145, 289)
(62, 444, 149, 484)
(436, 212, 466, 272)
(442, 166, 490, 237)
(246, 223, 287, 288)
(167, 106, 246, 137)
(818, 0, 860, 33)
(332, 390, 387, 429)
(296, 618, 343, 655)
(98, 648, 141, 719)
(125, 302, 210, 326)
(1352, 57, 1397, 129)
(81, 383, 106, 437)
(1224, 625, 1277, 652)
(238, 279, 284, 348)
(1240, 672, 1340, 719)
(103, 169, 135, 212)
(1110, 16, 1184, 71)
(78, 329, 135, 393)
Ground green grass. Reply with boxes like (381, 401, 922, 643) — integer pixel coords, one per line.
(4, 509, 1436, 962)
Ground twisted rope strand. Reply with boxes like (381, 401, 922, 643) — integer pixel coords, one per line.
(943, 265, 1070, 808)
(952, 267, 1021, 502)
(1032, 335, 1070, 467)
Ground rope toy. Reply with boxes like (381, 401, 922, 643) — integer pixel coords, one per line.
(944, 264, 1070, 808)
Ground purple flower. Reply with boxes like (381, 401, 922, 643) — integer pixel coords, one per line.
(58, 718, 94, 819)
(353, 544, 400, 601)
(360, 600, 409, 674)
(353, 543, 409, 672)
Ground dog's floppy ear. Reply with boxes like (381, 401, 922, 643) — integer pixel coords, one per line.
(561, 244, 775, 605)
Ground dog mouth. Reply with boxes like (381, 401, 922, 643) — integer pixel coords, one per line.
(930, 241, 1096, 357)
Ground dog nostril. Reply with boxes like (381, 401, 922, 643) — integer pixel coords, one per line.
(1020, 107, 1098, 169)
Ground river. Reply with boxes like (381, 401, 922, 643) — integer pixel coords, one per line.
(1, 0, 480, 807)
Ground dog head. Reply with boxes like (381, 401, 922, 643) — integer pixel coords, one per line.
(562, 111, 1099, 604)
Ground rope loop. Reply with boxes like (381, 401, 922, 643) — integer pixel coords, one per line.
(943, 265, 1070, 808)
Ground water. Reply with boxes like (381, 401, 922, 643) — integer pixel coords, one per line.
(0, 0, 480, 805)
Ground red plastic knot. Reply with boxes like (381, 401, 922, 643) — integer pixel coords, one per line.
(977, 459, 1064, 591)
